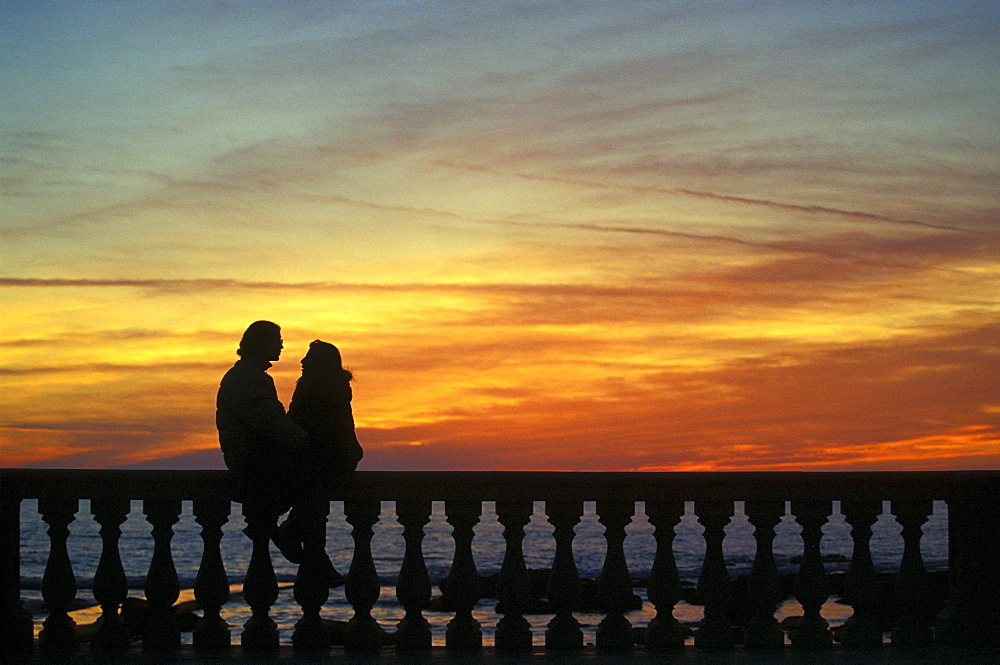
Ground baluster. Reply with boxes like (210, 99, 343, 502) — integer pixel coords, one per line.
(442, 500, 482, 649)
(645, 500, 686, 649)
(744, 500, 785, 648)
(790, 500, 832, 649)
(240, 507, 279, 651)
(544, 500, 583, 650)
(935, 491, 1000, 647)
(935, 496, 963, 645)
(839, 499, 882, 648)
(395, 499, 432, 649)
(37, 496, 78, 655)
(344, 498, 382, 650)
(495, 500, 533, 651)
(596, 500, 635, 650)
(193, 497, 231, 649)
(292, 500, 332, 650)
(142, 498, 181, 652)
(90, 495, 131, 652)
(694, 500, 734, 648)
(891, 500, 933, 646)
(1, 494, 33, 652)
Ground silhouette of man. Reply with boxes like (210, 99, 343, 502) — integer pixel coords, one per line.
(216, 321, 342, 585)
(217, 321, 305, 479)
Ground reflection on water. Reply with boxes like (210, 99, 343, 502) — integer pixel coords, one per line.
(59, 585, 857, 647)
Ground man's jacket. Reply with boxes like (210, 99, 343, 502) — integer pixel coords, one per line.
(216, 356, 306, 474)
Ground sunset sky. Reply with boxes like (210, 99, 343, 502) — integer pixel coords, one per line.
(2, 1, 998, 471)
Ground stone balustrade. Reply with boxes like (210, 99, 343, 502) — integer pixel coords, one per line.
(1, 469, 998, 657)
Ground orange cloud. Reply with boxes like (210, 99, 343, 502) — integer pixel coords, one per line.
(2, 266, 997, 470)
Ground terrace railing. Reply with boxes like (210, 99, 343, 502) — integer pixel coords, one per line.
(2, 469, 998, 657)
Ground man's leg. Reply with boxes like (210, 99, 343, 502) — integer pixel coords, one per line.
(289, 498, 343, 587)
(248, 473, 297, 563)
(270, 500, 302, 563)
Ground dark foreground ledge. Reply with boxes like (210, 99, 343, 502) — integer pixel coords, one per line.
(2, 469, 999, 660)
(5, 644, 1000, 664)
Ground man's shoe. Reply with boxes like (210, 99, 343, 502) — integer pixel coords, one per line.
(318, 553, 345, 588)
(272, 520, 303, 563)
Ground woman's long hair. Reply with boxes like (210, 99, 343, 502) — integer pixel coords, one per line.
(297, 340, 352, 395)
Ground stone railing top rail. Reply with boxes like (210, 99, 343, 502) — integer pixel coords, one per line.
(2, 469, 997, 502)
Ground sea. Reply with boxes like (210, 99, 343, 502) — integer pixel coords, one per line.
(17, 499, 948, 647)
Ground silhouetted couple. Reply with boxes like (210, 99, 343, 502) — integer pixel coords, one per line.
(216, 320, 362, 587)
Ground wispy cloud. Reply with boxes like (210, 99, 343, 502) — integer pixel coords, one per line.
(432, 160, 977, 234)
(0, 361, 223, 376)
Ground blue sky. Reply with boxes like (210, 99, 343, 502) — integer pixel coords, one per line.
(2, 1, 998, 470)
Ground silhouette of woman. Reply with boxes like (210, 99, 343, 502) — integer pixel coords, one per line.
(288, 340, 363, 477)
(272, 340, 361, 588)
